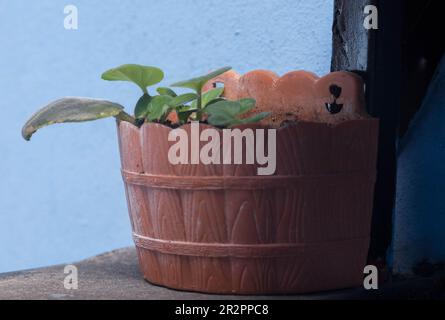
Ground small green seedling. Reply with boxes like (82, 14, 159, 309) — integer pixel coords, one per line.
(22, 64, 270, 141)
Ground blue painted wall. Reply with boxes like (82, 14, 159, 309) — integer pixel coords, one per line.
(392, 55, 445, 274)
(0, 0, 333, 272)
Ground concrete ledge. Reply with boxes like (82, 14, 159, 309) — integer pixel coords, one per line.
(0, 247, 443, 300)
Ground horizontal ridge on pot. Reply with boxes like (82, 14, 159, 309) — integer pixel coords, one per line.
(132, 233, 370, 258)
(121, 170, 376, 190)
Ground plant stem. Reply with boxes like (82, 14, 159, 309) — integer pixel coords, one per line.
(115, 111, 137, 125)
(196, 89, 202, 121)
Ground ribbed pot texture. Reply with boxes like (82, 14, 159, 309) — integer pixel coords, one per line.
(117, 71, 379, 294)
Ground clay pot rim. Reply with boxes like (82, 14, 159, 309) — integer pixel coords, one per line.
(203, 69, 368, 92)
(207, 69, 364, 85)
(119, 118, 378, 132)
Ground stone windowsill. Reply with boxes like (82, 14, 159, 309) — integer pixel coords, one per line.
(0, 248, 443, 300)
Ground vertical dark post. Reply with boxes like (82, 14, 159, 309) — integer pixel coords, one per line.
(366, 0, 402, 262)
(331, 0, 402, 263)
(331, 0, 371, 73)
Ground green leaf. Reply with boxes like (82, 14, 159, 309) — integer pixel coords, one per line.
(238, 112, 271, 124)
(202, 88, 224, 107)
(169, 93, 198, 107)
(134, 93, 152, 119)
(205, 100, 243, 117)
(101, 64, 164, 93)
(157, 87, 177, 97)
(205, 100, 242, 127)
(194, 96, 225, 111)
(205, 99, 268, 127)
(238, 98, 256, 114)
(22, 97, 124, 141)
(177, 109, 197, 123)
(205, 97, 225, 108)
(176, 105, 198, 123)
(206, 99, 256, 116)
(146, 95, 172, 121)
(207, 115, 238, 127)
(170, 66, 231, 93)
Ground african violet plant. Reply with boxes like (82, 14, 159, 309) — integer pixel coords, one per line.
(22, 64, 270, 140)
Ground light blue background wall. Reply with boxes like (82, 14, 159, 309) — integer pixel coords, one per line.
(0, 0, 333, 272)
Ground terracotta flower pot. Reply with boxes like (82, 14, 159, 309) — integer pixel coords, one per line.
(117, 70, 379, 294)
